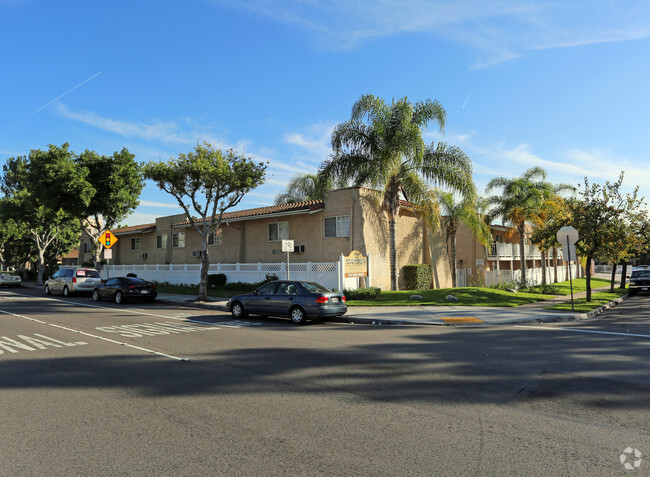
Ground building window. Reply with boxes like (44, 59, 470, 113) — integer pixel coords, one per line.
(208, 228, 222, 246)
(83, 241, 91, 253)
(268, 221, 289, 242)
(131, 237, 141, 250)
(324, 215, 350, 238)
(172, 232, 185, 248)
(156, 234, 168, 249)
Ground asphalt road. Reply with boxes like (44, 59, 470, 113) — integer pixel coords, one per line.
(1, 287, 649, 476)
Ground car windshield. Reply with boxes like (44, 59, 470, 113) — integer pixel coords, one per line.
(632, 270, 650, 278)
(300, 282, 332, 293)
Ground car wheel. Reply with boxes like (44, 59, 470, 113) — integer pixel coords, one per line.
(63, 286, 70, 297)
(290, 306, 307, 325)
(115, 291, 124, 304)
(92, 289, 101, 302)
(44, 285, 51, 295)
(231, 301, 246, 319)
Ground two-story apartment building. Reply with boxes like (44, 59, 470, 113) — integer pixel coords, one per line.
(78, 187, 452, 290)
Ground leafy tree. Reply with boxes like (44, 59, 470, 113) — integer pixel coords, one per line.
(73, 148, 144, 270)
(0, 145, 92, 284)
(320, 94, 475, 290)
(486, 167, 573, 285)
(437, 192, 491, 287)
(143, 142, 267, 301)
(530, 196, 571, 285)
(570, 172, 645, 301)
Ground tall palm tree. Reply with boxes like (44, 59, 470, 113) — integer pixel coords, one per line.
(438, 192, 492, 287)
(320, 94, 475, 290)
(485, 167, 573, 285)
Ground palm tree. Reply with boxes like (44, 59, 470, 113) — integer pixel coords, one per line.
(320, 94, 475, 290)
(485, 167, 573, 285)
(274, 172, 347, 205)
(438, 192, 492, 287)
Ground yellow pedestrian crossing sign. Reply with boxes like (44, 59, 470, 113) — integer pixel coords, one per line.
(99, 230, 118, 249)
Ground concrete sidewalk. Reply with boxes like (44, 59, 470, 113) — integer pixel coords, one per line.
(155, 286, 628, 326)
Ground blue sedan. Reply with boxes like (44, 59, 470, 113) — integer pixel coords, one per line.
(226, 280, 347, 324)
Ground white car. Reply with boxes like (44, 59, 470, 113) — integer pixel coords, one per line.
(0, 273, 21, 287)
(44, 267, 102, 296)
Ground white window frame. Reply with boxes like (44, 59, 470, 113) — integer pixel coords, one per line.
(208, 228, 222, 246)
(172, 232, 185, 248)
(268, 221, 289, 242)
(131, 237, 141, 250)
(324, 215, 350, 238)
(156, 233, 168, 249)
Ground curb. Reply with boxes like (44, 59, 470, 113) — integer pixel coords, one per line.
(155, 298, 228, 312)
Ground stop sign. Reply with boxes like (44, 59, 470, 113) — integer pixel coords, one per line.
(557, 226, 579, 246)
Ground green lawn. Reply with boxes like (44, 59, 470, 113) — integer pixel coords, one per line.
(528, 277, 612, 295)
(544, 288, 628, 312)
(346, 287, 547, 307)
(154, 276, 627, 309)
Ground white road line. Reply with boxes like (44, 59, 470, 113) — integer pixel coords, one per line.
(0, 308, 189, 361)
(515, 325, 650, 339)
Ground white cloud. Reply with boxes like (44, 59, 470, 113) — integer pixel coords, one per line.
(138, 200, 184, 209)
(211, 0, 650, 66)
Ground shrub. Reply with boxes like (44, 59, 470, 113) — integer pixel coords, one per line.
(208, 273, 227, 288)
(126, 272, 138, 278)
(344, 287, 381, 300)
(402, 264, 432, 290)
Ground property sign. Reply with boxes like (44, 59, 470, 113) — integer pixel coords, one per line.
(99, 230, 118, 249)
(104, 249, 113, 260)
(344, 250, 368, 277)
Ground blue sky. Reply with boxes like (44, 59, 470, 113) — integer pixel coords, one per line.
(2, 0, 650, 226)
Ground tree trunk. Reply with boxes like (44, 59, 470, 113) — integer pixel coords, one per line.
(620, 262, 628, 289)
(389, 219, 397, 291)
(451, 233, 457, 288)
(610, 261, 616, 292)
(37, 249, 46, 285)
(541, 249, 547, 286)
(585, 255, 593, 302)
(553, 247, 558, 283)
(518, 227, 527, 285)
(198, 244, 209, 301)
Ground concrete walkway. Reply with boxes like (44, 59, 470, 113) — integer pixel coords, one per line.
(155, 285, 627, 326)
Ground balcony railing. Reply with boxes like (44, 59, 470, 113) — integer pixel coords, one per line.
(486, 242, 565, 261)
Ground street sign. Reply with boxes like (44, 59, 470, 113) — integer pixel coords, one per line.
(281, 240, 294, 252)
(99, 230, 118, 249)
(104, 249, 113, 260)
(556, 226, 579, 246)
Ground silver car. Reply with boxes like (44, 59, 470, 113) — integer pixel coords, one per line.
(0, 273, 21, 287)
(44, 267, 102, 296)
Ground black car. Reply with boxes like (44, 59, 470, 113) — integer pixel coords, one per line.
(226, 280, 347, 324)
(92, 277, 157, 304)
(628, 269, 650, 296)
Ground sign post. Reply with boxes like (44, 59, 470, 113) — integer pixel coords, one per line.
(281, 240, 294, 279)
(557, 226, 579, 311)
(99, 230, 118, 280)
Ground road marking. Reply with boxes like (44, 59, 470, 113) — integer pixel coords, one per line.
(0, 308, 188, 361)
(515, 325, 650, 339)
(2, 292, 258, 327)
(441, 316, 484, 324)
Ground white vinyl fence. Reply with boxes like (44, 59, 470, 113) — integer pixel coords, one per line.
(103, 261, 349, 291)
(485, 262, 581, 287)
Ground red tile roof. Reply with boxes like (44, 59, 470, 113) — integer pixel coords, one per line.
(113, 223, 156, 235)
(172, 200, 325, 226)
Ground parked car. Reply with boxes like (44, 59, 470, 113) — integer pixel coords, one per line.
(226, 280, 347, 324)
(0, 273, 21, 287)
(45, 267, 102, 296)
(92, 276, 157, 304)
(627, 269, 650, 295)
